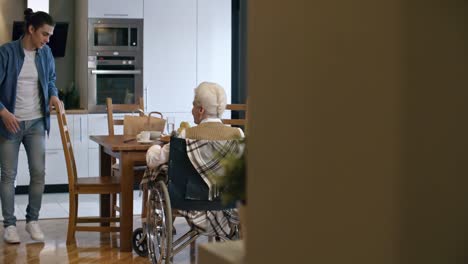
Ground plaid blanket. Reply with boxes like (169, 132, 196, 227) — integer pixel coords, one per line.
(177, 208, 239, 237)
(140, 165, 240, 237)
(186, 139, 242, 200)
(140, 164, 168, 190)
(139, 140, 242, 238)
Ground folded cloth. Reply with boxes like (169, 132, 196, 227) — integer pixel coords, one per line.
(186, 139, 243, 200)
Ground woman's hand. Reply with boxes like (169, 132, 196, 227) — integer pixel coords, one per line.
(49, 95, 60, 112)
(0, 108, 20, 133)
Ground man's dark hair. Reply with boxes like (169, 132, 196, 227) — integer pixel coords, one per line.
(23, 8, 55, 32)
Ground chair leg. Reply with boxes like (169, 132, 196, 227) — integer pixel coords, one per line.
(67, 194, 78, 244)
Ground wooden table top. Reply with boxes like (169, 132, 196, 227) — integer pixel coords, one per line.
(89, 135, 163, 152)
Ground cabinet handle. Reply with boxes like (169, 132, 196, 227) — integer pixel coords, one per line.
(46, 151, 59, 155)
(80, 117, 83, 142)
(91, 70, 142, 75)
(144, 85, 148, 112)
(104, 13, 129, 17)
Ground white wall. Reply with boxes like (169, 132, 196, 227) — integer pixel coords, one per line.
(28, 0, 49, 13)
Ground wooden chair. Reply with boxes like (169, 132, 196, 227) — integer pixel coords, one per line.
(106, 97, 144, 216)
(222, 104, 247, 127)
(106, 97, 146, 170)
(105, 97, 162, 218)
(106, 97, 145, 137)
(54, 100, 121, 245)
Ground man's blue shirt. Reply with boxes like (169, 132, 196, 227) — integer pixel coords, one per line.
(0, 38, 58, 139)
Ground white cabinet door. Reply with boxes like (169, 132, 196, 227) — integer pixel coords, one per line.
(196, 0, 232, 102)
(45, 115, 71, 184)
(88, 148, 100, 177)
(73, 115, 89, 178)
(46, 115, 69, 150)
(45, 149, 68, 184)
(88, 0, 144, 18)
(87, 114, 109, 149)
(144, 0, 197, 113)
(87, 114, 109, 177)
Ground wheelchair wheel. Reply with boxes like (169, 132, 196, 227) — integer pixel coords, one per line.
(132, 227, 148, 257)
(146, 181, 173, 264)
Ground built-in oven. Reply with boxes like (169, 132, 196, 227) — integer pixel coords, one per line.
(88, 18, 143, 52)
(87, 52, 143, 112)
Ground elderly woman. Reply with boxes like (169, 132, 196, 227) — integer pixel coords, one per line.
(146, 82, 244, 168)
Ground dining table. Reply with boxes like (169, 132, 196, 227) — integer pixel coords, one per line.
(89, 134, 167, 252)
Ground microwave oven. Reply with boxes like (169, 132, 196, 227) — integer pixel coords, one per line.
(88, 18, 143, 52)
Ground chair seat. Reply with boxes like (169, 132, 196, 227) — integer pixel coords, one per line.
(75, 176, 121, 194)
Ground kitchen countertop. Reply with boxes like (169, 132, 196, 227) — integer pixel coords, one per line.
(51, 109, 88, 115)
(51, 109, 141, 115)
(64, 109, 89, 114)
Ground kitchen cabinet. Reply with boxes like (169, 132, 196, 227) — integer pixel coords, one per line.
(87, 114, 109, 149)
(88, 0, 144, 18)
(73, 115, 89, 178)
(87, 114, 108, 177)
(87, 113, 126, 177)
(143, 0, 232, 114)
(46, 116, 66, 150)
(196, 0, 232, 101)
(45, 114, 89, 184)
(16, 114, 90, 186)
(45, 115, 72, 185)
(88, 148, 100, 178)
(143, 0, 197, 113)
(44, 149, 68, 184)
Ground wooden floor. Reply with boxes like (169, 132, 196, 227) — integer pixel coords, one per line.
(0, 217, 150, 263)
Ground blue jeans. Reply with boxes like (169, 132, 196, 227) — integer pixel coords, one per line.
(0, 118, 45, 227)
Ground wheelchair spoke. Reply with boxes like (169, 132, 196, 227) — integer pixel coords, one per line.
(146, 182, 173, 263)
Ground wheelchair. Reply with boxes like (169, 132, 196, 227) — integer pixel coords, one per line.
(132, 137, 240, 263)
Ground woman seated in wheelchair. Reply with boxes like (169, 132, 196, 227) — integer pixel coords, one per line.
(142, 82, 244, 239)
(146, 81, 244, 168)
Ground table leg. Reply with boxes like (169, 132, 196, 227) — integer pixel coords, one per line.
(99, 145, 112, 226)
(119, 152, 134, 252)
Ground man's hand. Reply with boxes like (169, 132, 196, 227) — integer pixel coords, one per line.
(49, 95, 60, 113)
(0, 108, 20, 133)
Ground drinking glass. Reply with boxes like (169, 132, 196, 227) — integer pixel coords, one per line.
(166, 116, 175, 135)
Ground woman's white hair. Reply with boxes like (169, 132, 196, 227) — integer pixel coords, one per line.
(193, 82, 227, 118)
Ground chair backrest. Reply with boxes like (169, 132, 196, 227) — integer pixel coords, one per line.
(54, 100, 78, 189)
(106, 97, 145, 136)
(222, 104, 247, 127)
(167, 137, 236, 211)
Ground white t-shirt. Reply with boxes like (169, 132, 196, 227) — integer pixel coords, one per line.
(15, 49, 43, 121)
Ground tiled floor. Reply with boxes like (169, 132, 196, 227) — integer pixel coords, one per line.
(0, 191, 206, 263)
(0, 191, 144, 221)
